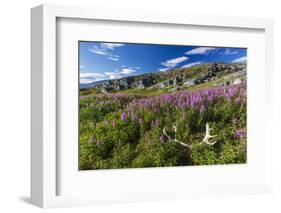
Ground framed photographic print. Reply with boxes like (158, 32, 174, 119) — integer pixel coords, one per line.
(31, 4, 274, 208)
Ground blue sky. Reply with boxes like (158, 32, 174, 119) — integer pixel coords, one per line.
(79, 41, 247, 84)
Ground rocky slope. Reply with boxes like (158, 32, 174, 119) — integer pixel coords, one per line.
(81, 62, 246, 92)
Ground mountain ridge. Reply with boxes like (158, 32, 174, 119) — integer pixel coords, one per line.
(81, 62, 246, 92)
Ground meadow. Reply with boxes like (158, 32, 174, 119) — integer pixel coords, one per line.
(79, 83, 247, 170)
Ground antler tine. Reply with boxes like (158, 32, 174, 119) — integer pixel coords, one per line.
(162, 125, 192, 150)
(202, 122, 217, 145)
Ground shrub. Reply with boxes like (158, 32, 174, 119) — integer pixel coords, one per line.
(79, 83, 247, 170)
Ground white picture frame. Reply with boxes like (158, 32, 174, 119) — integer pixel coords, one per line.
(31, 4, 274, 208)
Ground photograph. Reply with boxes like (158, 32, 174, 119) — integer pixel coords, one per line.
(79, 41, 247, 170)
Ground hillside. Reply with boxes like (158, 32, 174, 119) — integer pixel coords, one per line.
(80, 62, 246, 93)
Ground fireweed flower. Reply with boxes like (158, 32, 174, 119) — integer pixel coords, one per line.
(236, 129, 246, 139)
(112, 120, 116, 127)
(121, 112, 127, 121)
(125, 84, 244, 112)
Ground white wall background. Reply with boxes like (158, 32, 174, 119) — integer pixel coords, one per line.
(0, 0, 280, 212)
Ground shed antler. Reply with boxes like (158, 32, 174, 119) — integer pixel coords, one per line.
(163, 123, 192, 150)
(202, 122, 217, 145)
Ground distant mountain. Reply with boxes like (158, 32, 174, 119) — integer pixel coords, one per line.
(80, 62, 246, 92)
(80, 80, 109, 89)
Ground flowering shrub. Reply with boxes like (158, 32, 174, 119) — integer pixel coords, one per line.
(79, 83, 247, 170)
(235, 129, 247, 139)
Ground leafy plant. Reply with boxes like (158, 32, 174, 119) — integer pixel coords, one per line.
(79, 83, 247, 170)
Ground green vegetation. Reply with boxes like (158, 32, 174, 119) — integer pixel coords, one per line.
(79, 83, 247, 170)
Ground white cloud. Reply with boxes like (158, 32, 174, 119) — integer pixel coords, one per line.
(181, 61, 202, 68)
(100, 43, 125, 50)
(108, 56, 120, 61)
(88, 43, 124, 61)
(120, 68, 136, 75)
(80, 65, 85, 69)
(80, 72, 105, 78)
(88, 47, 108, 55)
(158, 67, 170, 72)
(224, 48, 239, 55)
(103, 66, 139, 80)
(104, 72, 122, 80)
(80, 72, 105, 84)
(161, 56, 189, 68)
(232, 56, 247, 63)
(80, 79, 94, 84)
(185, 47, 217, 55)
(80, 63, 140, 84)
(122, 65, 141, 69)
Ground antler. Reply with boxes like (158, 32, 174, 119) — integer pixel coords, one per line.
(162, 122, 217, 149)
(202, 122, 217, 145)
(163, 123, 192, 150)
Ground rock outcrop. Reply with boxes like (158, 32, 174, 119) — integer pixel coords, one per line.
(83, 62, 246, 91)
